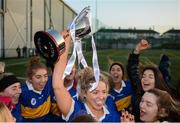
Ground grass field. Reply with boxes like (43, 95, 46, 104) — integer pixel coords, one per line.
(1, 49, 180, 87)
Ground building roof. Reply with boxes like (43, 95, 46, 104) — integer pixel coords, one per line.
(97, 28, 159, 34)
(163, 29, 180, 34)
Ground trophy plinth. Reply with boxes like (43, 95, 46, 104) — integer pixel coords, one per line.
(34, 30, 65, 63)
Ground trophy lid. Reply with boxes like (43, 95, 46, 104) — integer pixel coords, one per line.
(71, 6, 91, 39)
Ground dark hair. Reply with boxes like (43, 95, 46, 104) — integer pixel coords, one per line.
(109, 62, 125, 80)
(0, 75, 20, 92)
(176, 78, 180, 97)
(142, 66, 173, 96)
(71, 114, 96, 122)
(109, 62, 125, 91)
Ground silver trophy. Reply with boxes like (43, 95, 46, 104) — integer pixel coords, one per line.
(34, 6, 91, 63)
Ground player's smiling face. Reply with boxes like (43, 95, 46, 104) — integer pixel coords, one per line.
(141, 69, 155, 92)
(140, 92, 158, 122)
(2, 83, 21, 104)
(85, 81, 108, 111)
(30, 68, 48, 91)
(110, 64, 123, 84)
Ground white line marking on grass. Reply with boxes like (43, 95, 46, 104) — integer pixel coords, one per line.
(6, 61, 27, 67)
(169, 53, 180, 60)
(144, 57, 156, 65)
(17, 77, 26, 81)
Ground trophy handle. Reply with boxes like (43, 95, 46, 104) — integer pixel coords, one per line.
(75, 6, 90, 24)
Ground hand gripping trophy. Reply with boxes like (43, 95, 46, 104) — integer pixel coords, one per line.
(34, 6, 100, 90)
(34, 6, 91, 63)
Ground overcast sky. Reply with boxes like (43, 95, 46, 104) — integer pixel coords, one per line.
(65, 0, 180, 34)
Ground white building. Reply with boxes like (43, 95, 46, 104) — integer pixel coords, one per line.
(0, 0, 77, 58)
(162, 29, 180, 39)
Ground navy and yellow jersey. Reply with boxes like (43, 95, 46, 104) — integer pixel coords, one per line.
(50, 97, 64, 122)
(105, 94, 117, 112)
(50, 83, 77, 122)
(62, 98, 120, 122)
(11, 103, 23, 122)
(50, 89, 64, 122)
(67, 84, 77, 98)
(109, 80, 134, 112)
(19, 77, 52, 122)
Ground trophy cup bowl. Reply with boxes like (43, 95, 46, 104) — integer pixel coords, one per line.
(34, 29, 65, 63)
(34, 6, 91, 63)
(75, 16, 91, 39)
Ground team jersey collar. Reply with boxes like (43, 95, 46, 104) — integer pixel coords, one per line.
(84, 103, 109, 121)
(26, 81, 42, 94)
(113, 80, 126, 93)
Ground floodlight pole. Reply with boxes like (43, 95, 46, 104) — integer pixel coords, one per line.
(95, 0, 98, 45)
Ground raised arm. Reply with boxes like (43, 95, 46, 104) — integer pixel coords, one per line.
(133, 39, 150, 54)
(52, 29, 72, 116)
(126, 39, 150, 121)
(127, 39, 150, 94)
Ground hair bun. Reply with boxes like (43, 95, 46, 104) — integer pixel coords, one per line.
(29, 56, 41, 66)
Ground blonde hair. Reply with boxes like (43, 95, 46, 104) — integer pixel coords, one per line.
(0, 102, 15, 122)
(77, 67, 109, 102)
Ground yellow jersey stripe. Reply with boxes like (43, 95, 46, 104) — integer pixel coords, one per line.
(115, 96, 131, 111)
(50, 103, 61, 116)
(21, 96, 51, 118)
